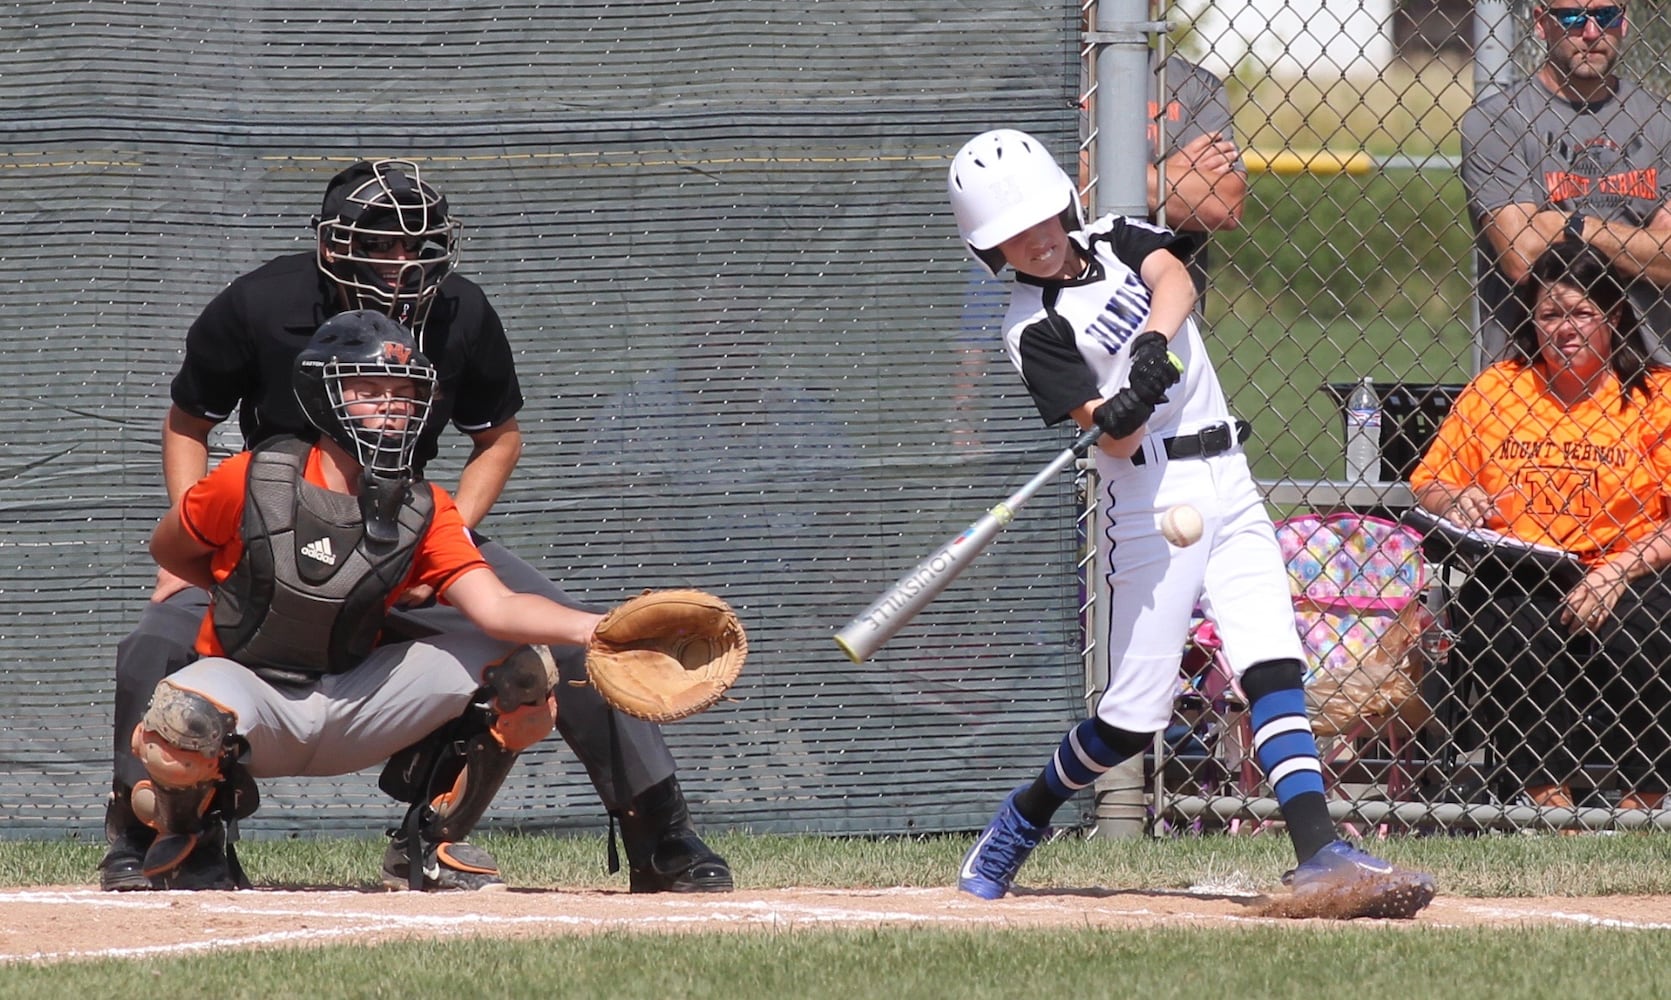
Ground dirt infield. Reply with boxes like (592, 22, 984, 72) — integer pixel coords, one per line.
(6, 886, 1671, 964)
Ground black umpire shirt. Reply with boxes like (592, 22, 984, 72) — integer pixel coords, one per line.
(169, 252, 523, 476)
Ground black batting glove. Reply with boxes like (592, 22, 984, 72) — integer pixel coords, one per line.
(1126, 330, 1180, 405)
(1091, 388, 1155, 440)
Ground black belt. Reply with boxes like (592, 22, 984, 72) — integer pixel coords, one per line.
(1130, 419, 1251, 466)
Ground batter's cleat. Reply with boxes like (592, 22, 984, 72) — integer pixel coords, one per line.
(143, 821, 236, 892)
(1283, 840, 1436, 919)
(381, 836, 506, 892)
(957, 786, 1044, 900)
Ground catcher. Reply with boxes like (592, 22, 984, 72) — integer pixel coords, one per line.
(132, 310, 744, 891)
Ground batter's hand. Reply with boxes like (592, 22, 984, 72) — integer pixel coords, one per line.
(1126, 331, 1180, 405)
(1562, 560, 1632, 633)
(150, 568, 197, 603)
(1092, 388, 1154, 440)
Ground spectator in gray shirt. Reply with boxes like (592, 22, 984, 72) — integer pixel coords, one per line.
(1463, 3, 1671, 359)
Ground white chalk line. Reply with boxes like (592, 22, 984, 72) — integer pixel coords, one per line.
(0, 888, 1036, 964)
(1448, 902, 1671, 931)
(4, 888, 1667, 964)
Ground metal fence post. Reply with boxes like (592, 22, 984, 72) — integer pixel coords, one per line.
(1081, 0, 1158, 838)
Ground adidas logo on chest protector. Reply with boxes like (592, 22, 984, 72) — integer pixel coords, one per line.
(299, 536, 337, 566)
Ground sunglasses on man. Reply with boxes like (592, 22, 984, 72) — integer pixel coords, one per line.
(1545, 6, 1626, 32)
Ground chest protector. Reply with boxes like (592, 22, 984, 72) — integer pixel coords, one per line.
(212, 437, 434, 680)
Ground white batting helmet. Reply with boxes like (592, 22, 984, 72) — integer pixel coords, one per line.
(948, 129, 1082, 275)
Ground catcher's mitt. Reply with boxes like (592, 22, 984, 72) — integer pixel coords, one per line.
(584, 589, 747, 722)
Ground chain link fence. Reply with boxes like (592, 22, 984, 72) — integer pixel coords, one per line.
(1132, 0, 1671, 835)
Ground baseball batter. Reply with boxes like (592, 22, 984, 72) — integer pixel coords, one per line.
(101, 159, 729, 895)
(136, 312, 603, 891)
(946, 128, 1435, 917)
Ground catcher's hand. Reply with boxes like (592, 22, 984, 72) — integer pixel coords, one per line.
(584, 589, 747, 722)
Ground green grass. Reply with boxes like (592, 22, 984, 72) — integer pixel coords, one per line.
(6, 924, 1670, 1000)
(1232, 57, 1474, 159)
(1204, 166, 1476, 483)
(12, 830, 1671, 896)
(5, 832, 1671, 998)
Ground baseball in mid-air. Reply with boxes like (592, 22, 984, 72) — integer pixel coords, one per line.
(1159, 504, 1204, 548)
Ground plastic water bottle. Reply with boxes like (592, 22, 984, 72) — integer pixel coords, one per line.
(1344, 376, 1383, 483)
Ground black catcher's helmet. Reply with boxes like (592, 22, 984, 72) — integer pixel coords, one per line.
(292, 310, 437, 481)
(315, 159, 460, 333)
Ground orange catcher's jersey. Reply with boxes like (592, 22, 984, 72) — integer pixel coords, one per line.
(1411, 362, 1671, 562)
(177, 444, 489, 656)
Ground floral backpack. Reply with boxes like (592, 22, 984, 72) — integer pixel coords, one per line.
(1277, 512, 1429, 735)
(1180, 512, 1430, 734)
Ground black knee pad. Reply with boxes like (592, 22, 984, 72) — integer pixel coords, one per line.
(1090, 718, 1155, 759)
(380, 717, 516, 844)
(1239, 658, 1306, 702)
(381, 719, 469, 806)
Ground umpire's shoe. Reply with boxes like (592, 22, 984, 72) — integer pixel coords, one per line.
(98, 786, 157, 892)
(382, 832, 507, 892)
(620, 776, 733, 893)
(98, 831, 155, 891)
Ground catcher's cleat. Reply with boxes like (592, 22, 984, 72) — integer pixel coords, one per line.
(98, 789, 157, 892)
(957, 785, 1044, 900)
(1281, 840, 1436, 919)
(98, 831, 155, 892)
(381, 834, 507, 892)
(143, 820, 236, 891)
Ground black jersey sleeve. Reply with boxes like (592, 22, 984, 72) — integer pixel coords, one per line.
(170, 280, 260, 422)
(1015, 313, 1102, 426)
(448, 296, 524, 433)
(1103, 215, 1204, 276)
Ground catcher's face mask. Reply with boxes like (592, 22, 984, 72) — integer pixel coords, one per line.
(294, 310, 437, 482)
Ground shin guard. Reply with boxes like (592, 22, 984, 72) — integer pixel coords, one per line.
(379, 645, 558, 889)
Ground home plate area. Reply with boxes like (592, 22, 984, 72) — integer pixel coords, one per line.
(5, 886, 1671, 964)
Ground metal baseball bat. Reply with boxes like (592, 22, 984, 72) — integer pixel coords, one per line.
(834, 425, 1103, 664)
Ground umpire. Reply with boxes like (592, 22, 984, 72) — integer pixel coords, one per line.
(99, 158, 730, 893)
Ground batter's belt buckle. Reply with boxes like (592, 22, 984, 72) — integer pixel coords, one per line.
(1195, 422, 1234, 456)
(1167, 421, 1235, 460)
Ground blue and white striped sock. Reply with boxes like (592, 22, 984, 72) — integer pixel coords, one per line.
(1247, 685, 1326, 803)
(1042, 718, 1130, 799)
(1012, 719, 1148, 827)
(1245, 678, 1337, 861)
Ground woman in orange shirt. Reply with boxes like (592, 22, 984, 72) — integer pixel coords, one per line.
(1412, 240, 1671, 819)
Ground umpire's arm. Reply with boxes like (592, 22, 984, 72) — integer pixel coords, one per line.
(451, 418, 522, 530)
(162, 405, 220, 503)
